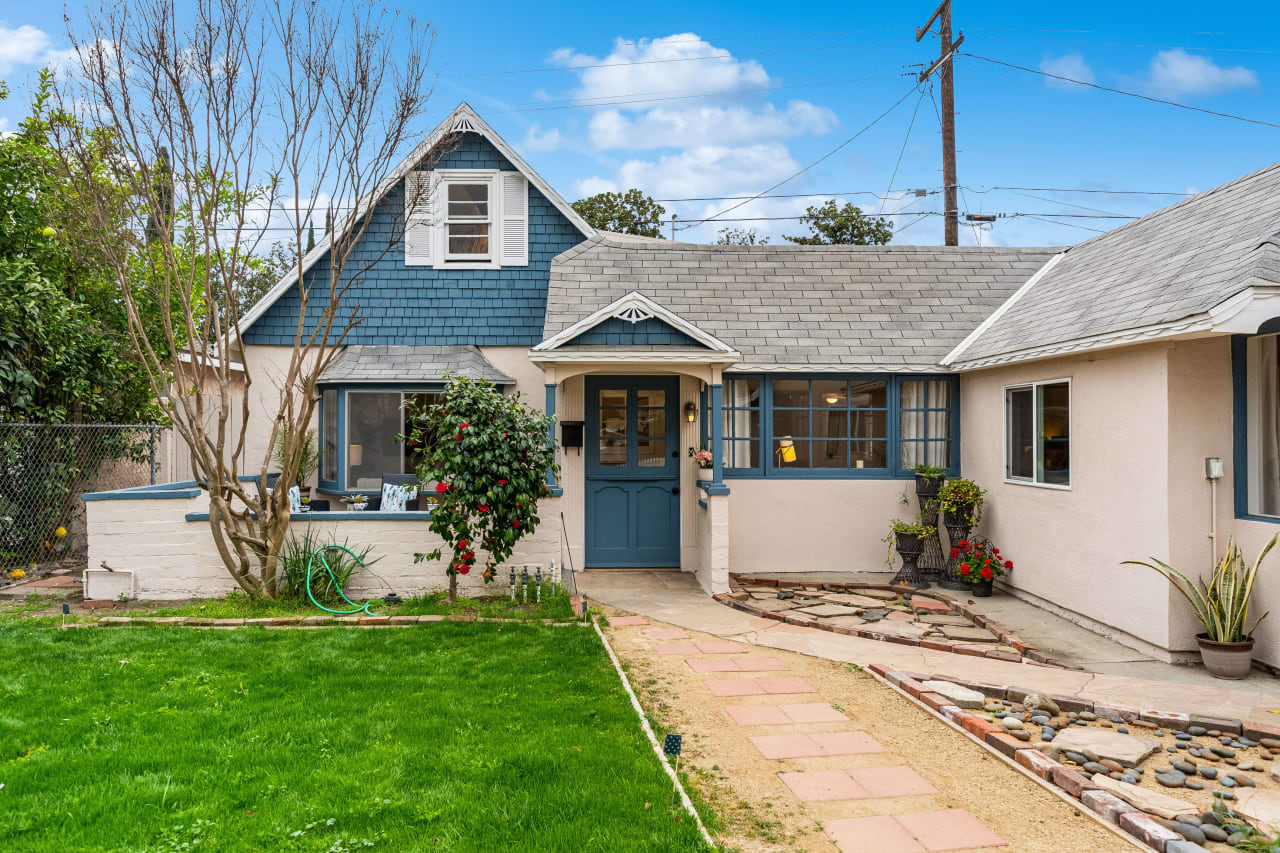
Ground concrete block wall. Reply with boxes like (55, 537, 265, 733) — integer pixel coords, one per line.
(86, 494, 564, 600)
(695, 492, 730, 594)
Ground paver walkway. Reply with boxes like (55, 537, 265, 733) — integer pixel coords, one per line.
(581, 570, 1280, 726)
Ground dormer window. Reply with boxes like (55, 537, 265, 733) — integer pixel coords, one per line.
(404, 168, 528, 269)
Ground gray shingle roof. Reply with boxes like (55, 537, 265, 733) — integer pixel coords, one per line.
(320, 345, 514, 384)
(954, 161, 1280, 365)
(544, 236, 1059, 369)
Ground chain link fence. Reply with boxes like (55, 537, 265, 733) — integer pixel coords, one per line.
(0, 423, 166, 572)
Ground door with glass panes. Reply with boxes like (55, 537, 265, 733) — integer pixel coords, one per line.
(584, 376, 681, 567)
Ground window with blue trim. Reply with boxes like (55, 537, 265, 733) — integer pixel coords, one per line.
(319, 387, 444, 492)
(720, 374, 959, 478)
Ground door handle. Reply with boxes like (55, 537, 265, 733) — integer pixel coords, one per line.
(671, 450, 678, 457)
(671, 487, 680, 495)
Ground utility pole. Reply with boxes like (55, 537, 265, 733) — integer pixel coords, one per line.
(916, 1, 963, 246)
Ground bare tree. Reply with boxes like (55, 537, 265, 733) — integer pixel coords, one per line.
(48, 0, 446, 597)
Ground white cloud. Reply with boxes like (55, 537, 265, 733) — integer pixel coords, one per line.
(610, 142, 800, 200)
(588, 100, 837, 150)
(521, 123, 563, 152)
(0, 24, 51, 74)
(1144, 48, 1258, 95)
(1040, 53, 1095, 89)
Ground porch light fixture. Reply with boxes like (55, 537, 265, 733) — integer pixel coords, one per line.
(684, 401, 697, 423)
(825, 393, 841, 405)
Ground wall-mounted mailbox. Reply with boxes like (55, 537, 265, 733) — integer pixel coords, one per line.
(559, 420, 584, 450)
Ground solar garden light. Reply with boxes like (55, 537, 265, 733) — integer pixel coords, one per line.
(535, 566, 543, 602)
(509, 567, 517, 600)
(521, 566, 530, 602)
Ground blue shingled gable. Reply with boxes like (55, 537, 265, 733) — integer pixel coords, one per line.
(563, 316, 706, 348)
(241, 132, 586, 347)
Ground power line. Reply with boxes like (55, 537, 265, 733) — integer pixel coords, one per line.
(973, 33, 1280, 55)
(966, 185, 1193, 196)
(689, 83, 922, 230)
(878, 89, 927, 215)
(962, 52, 1280, 130)
(467, 40, 912, 77)
(1016, 214, 1106, 234)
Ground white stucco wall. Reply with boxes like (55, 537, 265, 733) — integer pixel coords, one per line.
(959, 344, 1179, 655)
(725, 479, 913, 574)
(86, 493, 564, 600)
(695, 492, 730, 594)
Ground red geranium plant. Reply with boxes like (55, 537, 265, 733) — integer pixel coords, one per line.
(950, 536, 1013, 585)
(404, 374, 558, 602)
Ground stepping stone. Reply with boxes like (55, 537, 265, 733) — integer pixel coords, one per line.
(939, 625, 999, 643)
(705, 679, 769, 697)
(921, 680, 985, 710)
(609, 615, 648, 626)
(825, 815, 925, 853)
(748, 616, 782, 629)
(748, 592, 777, 600)
(911, 598, 952, 613)
(779, 766, 936, 801)
(754, 599, 807, 612)
(653, 640, 703, 655)
(736, 656, 789, 671)
(641, 627, 688, 640)
(725, 705, 791, 726)
(751, 731, 886, 759)
(850, 588, 901, 601)
(918, 613, 972, 626)
(797, 604, 861, 618)
(885, 611, 915, 622)
(685, 658, 743, 673)
(1052, 727, 1161, 767)
(780, 703, 847, 723)
(824, 615, 867, 628)
(822, 593, 890, 608)
(755, 677, 817, 694)
(894, 809, 1009, 851)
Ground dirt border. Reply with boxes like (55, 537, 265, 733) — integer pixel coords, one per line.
(718, 575, 1079, 669)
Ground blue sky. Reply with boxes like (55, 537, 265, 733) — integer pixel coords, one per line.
(2, 1, 1277, 247)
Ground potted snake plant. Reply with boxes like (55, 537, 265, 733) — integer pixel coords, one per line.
(1125, 534, 1277, 679)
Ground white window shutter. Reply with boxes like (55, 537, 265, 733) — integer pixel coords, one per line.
(499, 171, 529, 267)
(404, 170, 434, 266)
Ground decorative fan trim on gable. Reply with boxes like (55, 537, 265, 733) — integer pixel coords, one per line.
(532, 291, 737, 354)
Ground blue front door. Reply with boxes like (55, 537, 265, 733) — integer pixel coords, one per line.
(585, 376, 681, 567)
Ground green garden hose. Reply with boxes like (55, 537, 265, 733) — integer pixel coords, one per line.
(305, 544, 377, 616)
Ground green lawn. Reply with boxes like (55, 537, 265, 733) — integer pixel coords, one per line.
(0, 624, 711, 852)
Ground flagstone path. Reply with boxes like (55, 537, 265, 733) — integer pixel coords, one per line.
(603, 610, 1136, 852)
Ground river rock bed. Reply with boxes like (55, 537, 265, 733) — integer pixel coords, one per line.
(979, 693, 1280, 849)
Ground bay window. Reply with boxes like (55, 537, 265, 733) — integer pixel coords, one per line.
(319, 388, 444, 492)
(1004, 379, 1070, 487)
(717, 374, 958, 478)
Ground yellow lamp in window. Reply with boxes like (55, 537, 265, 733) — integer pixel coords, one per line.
(349, 444, 363, 467)
(776, 437, 797, 464)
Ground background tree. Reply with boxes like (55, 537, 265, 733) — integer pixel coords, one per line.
(571, 189, 666, 238)
(715, 226, 769, 246)
(405, 376, 558, 603)
(784, 200, 893, 246)
(49, 0, 436, 598)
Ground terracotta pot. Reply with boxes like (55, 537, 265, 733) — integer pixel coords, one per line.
(1196, 633, 1254, 680)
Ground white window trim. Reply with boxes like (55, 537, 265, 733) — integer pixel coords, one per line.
(433, 168, 501, 270)
(1002, 377, 1072, 491)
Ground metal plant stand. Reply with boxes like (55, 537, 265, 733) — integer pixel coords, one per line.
(940, 517, 973, 590)
(917, 495, 945, 581)
(891, 535, 930, 589)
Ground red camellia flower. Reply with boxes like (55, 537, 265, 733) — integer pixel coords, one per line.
(980, 566, 993, 580)
(960, 565, 971, 575)
(1003, 560, 1013, 569)
(993, 547, 1000, 555)
(458, 538, 468, 548)
(436, 482, 448, 494)
(498, 479, 507, 485)
(460, 422, 469, 429)
(477, 503, 489, 512)
(458, 565, 470, 575)
(511, 520, 520, 529)
(957, 540, 969, 547)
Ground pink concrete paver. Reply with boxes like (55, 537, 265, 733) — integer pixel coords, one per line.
(724, 705, 791, 726)
(911, 599, 951, 613)
(751, 731, 886, 759)
(641, 627, 689, 640)
(825, 816, 925, 853)
(749, 616, 781, 629)
(735, 655, 789, 671)
(24, 576, 78, 588)
(779, 702, 848, 723)
(705, 678, 768, 697)
(685, 657, 743, 673)
(759, 622, 819, 634)
(845, 766, 938, 798)
(779, 769, 870, 802)
(609, 615, 648, 626)
(894, 810, 1008, 851)
(754, 676, 816, 694)
(654, 640, 703, 655)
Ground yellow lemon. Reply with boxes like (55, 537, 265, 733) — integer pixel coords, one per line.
(43, 540, 51, 549)
(41, 226, 56, 237)
(55, 526, 67, 538)
(9, 569, 25, 580)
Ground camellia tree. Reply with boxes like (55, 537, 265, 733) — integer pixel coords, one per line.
(406, 375, 559, 602)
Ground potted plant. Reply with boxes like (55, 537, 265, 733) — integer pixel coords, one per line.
(889, 519, 935, 588)
(952, 537, 1012, 597)
(912, 463, 946, 497)
(936, 477, 985, 527)
(1125, 535, 1277, 679)
(688, 446, 714, 481)
(272, 424, 322, 498)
